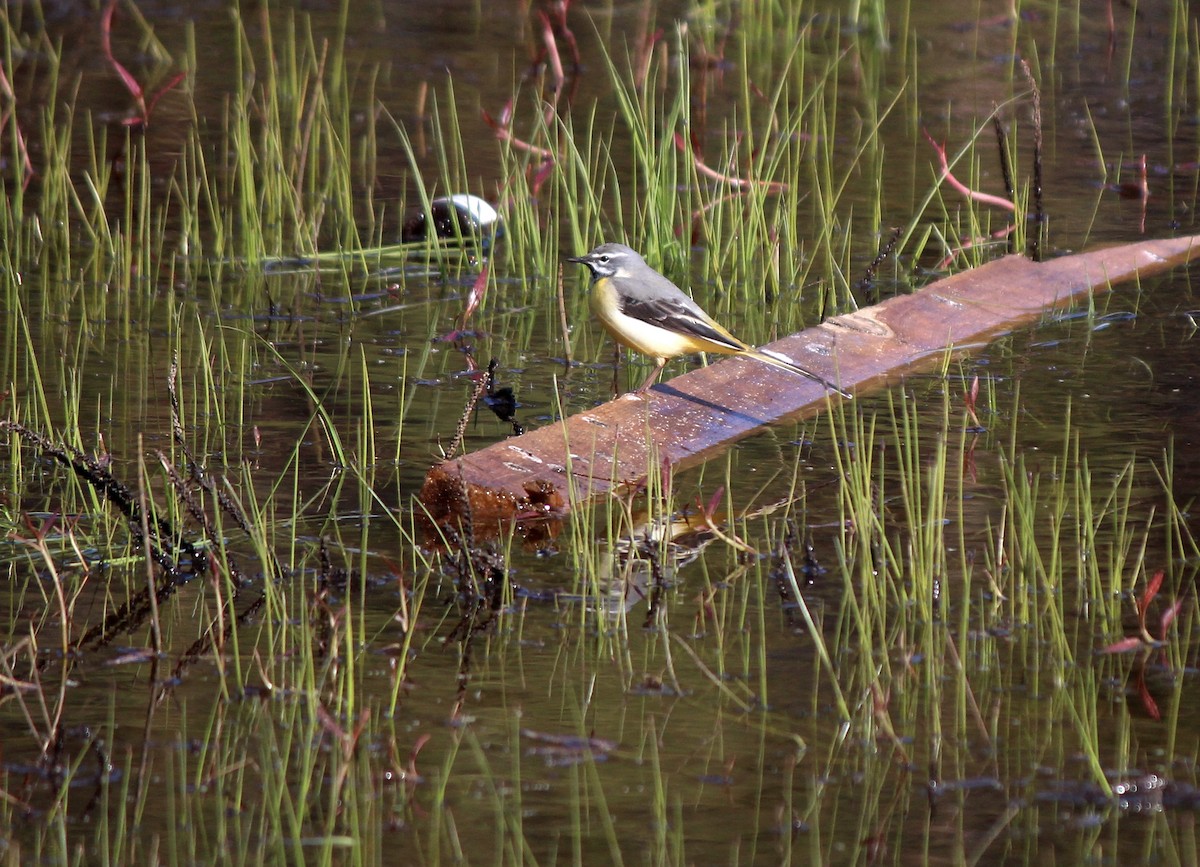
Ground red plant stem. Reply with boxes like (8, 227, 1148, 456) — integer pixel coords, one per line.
(923, 129, 1015, 212)
(674, 132, 787, 194)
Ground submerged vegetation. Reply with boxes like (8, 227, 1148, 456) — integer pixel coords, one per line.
(1, 0, 1199, 863)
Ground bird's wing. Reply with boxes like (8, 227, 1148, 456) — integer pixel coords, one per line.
(621, 291, 746, 353)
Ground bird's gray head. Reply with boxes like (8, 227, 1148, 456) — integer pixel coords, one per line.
(567, 243, 644, 281)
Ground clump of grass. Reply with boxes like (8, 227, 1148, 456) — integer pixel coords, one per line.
(2, 0, 1198, 863)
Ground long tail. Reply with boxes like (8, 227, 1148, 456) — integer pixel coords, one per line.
(744, 347, 852, 399)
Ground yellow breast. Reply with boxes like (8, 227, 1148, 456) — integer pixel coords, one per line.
(590, 276, 701, 362)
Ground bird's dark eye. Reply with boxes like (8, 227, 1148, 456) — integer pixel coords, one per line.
(598, 255, 609, 263)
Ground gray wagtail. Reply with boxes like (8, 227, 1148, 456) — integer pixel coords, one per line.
(568, 242, 851, 397)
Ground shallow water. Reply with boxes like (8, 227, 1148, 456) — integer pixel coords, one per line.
(2, 1, 1199, 864)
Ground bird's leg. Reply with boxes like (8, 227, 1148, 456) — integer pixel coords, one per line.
(611, 343, 622, 395)
(633, 358, 668, 394)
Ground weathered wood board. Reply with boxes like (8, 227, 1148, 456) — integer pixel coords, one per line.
(421, 236, 1200, 523)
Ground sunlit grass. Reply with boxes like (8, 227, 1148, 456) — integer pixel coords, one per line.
(3, 343, 1197, 862)
(0, 0, 1198, 863)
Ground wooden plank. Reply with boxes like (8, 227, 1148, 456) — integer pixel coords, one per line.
(420, 236, 1200, 524)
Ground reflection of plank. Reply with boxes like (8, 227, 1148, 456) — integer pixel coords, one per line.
(420, 236, 1200, 523)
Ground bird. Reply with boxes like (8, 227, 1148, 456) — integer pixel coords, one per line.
(567, 242, 851, 398)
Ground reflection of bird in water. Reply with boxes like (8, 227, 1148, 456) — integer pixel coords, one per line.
(568, 490, 805, 618)
(590, 511, 726, 617)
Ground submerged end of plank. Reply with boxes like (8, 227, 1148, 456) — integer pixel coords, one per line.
(420, 460, 566, 525)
